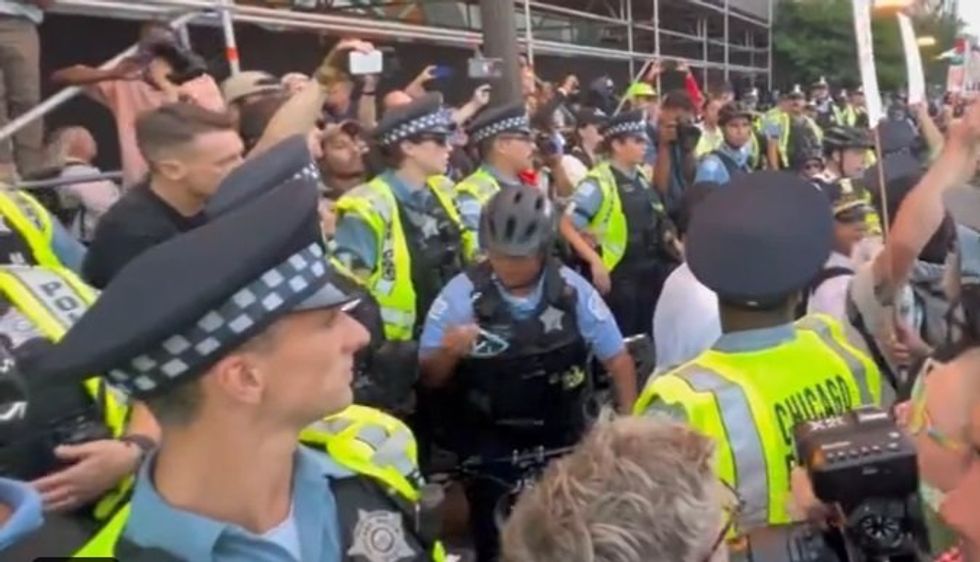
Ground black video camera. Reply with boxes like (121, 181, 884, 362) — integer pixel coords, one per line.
(794, 406, 930, 562)
(676, 119, 702, 154)
(137, 39, 208, 86)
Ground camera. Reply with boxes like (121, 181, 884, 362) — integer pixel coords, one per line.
(794, 406, 930, 562)
(138, 39, 208, 85)
(676, 119, 702, 153)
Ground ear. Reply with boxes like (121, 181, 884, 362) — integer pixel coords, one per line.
(155, 157, 187, 182)
(210, 353, 265, 407)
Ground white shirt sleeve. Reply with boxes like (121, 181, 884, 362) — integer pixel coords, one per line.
(561, 154, 589, 188)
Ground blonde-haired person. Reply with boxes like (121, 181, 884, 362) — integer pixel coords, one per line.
(501, 416, 734, 562)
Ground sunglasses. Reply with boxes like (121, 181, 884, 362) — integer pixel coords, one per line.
(411, 133, 451, 147)
(704, 479, 745, 562)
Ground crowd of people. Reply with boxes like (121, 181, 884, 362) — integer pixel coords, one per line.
(0, 4, 977, 562)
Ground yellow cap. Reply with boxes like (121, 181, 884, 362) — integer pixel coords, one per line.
(626, 81, 657, 100)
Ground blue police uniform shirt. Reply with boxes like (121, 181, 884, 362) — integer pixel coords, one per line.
(566, 163, 640, 230)
(694, 144, 751, 185)
(0, 477, 43, 551)
(420, 265, 625, 362)
(123, 446, 344, 562)
(457, 165, 523, 234)
(333, 171, 436, 271)
(52, 219, 87, 273)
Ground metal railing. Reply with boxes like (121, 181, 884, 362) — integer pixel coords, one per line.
(1, 0, 772, 144)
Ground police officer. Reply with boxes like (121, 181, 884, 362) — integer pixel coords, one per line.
(0, 265, 158, 559)
(695, 102, 756, 185)
(634, 171, 882, 542)
(33, 175, 445, 560)
(334, 93, 472, 342)
(454, 103, 535, 239)
(815, 126, 883, 261)
(810, 77, 834, 129)
(560, 110, 678, 337)
(419, 185, 636, 561)
(848, 87, 870, 128)
(766, 86, 822, 171)
(0, 185, 86, 272)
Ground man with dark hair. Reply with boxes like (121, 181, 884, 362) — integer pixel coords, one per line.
(653, 90, 699, 219)
(52, 21, 224, 189)
(81, 103, 243, 288)
(766, 86, 822, 171)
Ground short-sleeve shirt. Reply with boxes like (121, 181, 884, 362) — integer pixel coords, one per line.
(420, 265, 625, 362)
(82, 182, 206, 289)
(123, 446, 343, 562)
(566, 164, 646, 231)
(85, 76, 225, 189)
(846, 259, 919, 379)
(694, 144, 751, 185)
(333, 172, 436, 272)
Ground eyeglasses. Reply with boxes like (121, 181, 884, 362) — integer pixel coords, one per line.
(704, 479, 745, 562)
(907, 378, 970, 453)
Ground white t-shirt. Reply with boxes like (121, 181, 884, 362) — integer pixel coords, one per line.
(561, 154, 590, 189)
(652, 262, 721, 373)
(808, 251, 855, 323)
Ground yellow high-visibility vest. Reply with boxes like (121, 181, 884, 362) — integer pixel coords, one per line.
(0, 265, 132, 520)
(335, 175, 470, 341)
(634, 315, 881, 532)
(584, 162, 664, 272)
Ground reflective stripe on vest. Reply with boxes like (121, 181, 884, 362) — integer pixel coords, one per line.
(796, 315, 873, 405)
(0, 266, 134, 520)
(337, 176, 469, 341)
(0, 190, 60, 267)
(428, 175, 477, 262)
(586, 163, 628, 271)
(454, 168, 500, 207)
(634, 315, 882, 529)
(778, 114, 823, 169)
(300, 404, 421, 502)
(678, 364, 771, 528)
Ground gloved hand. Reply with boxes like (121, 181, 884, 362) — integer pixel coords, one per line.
(0, 477, 43, 550)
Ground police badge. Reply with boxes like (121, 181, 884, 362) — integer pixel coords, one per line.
(347, 509, 417, 562)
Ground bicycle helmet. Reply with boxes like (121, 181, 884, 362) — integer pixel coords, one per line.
(479, 185, 556, 257)
(823, 126, 874, 153)
(718, 102, 754, 127)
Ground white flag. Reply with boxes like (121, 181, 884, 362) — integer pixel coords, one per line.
(852, 0, 885, 125)
(897, 14, 925, 105)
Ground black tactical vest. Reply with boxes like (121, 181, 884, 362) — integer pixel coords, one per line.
(395, 195, 463, 338)
(616, 170, 664, 267)
(453, 260, 589, 445)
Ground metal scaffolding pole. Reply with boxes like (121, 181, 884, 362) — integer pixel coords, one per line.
(625, 0, 635, 77)
(480, 0, 522, 105)
(523, 0, 534, 65)
(701, 18, 709, 86)
(220, 0, 240, 74)
(768, 0, 774, 91)
(724, 0, 730, 82)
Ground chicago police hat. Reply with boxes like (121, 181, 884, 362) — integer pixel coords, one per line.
(686, 171, 833, 307)
(30, 177, 356, 399)
(467, 102, 531, 144)
(375, 92, 454, 148)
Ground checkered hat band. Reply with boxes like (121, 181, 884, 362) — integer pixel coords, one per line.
(471, 115, 530, 144)
(604, 121, 647, 138)
(380, 111, 453, 147)
(107, 242, 328, 396)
